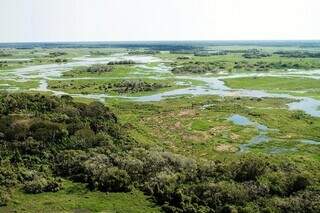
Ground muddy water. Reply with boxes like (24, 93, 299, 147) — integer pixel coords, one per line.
(2, 53, 320, 118)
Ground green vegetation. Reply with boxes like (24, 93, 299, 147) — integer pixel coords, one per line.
(224, 77, 320, 100)
(85, 64, 114, 73)
(62, 64, 139, 78)
(112, 95, 320, 159)
(3, 180, 160, 212)
(98, 79, 170, 94)
(48, 79, 176, 95)
(166, 49, 320, 73)
(129, 50, 160, 55)
(242, 49, 272, 58)
(275, 50, 320, 58)
(0, 51, 13, 57)
(48, 51, 67, 58)
(0, 93, 319, 212)
(108, 60, 136, 65)
(0, 80, 39, 91)
(171, 63, 221, 74)
(1, 44, 320, 212)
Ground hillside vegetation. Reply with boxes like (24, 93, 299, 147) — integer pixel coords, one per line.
(0, 93, 319, 212)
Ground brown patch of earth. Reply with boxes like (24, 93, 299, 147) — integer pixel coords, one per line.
(182, 132, 210, 142)
(214, 144, 238, 152)
(230, 133, 241, 141)
(209, 126, 229, 136)
(178, 109, 197, 117)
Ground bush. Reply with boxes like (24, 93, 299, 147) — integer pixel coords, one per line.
(23, 177, 61, 194)
(29, 120, 68, 143)
(232, 156, 268, 182)
(107, 60, 136, 65)
(288, 174, 311, 194)
(191, 181, 249, 210)
(0, 187, 10, 206)
(89, 167, 131, 192)
(86, 64, 113, 73)
(0, 163, 18, 187)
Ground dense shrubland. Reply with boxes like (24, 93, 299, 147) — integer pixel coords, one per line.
(194, 51, 227, 56)
(49, 79, 169, 95)
(79, 62, 135, 74)
(274, 51, 320, 58)
(0, 61, 9, 68)
(242, 49, 271, 59)
(107, 60, 136, 65)
(98, 80, 169, 94)
(171, 64, 220, 74)
(54, 148, 320, 212)
(172, 58, 320, 73)
(0, 51, 12, 57)
(48, 52, 67, 58)
(0, 93, 319, 212)
(129, 50, 159, 55)
(85, 64, 114, 73)
(89, 50, 111, 56)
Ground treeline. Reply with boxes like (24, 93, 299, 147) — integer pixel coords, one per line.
(48, 52, 67, 58)
(172, 59, 320, 73)
(0, 51, 12, 57)
(128, 50, 160, 55)
(99, 80, 169, 94)
(194, 51, 227, 57)
(171, 61, 225, 74)
(107, 60, 136, 65)
(274, 51, 320, 58)
(242, 49, 271, 59)
(0, 93, 319, 212)
(89, 51, 110, 56)
(77, 62, 136, 74)
(0, 61, 9, 68)
(172, 64, 219, 74)
(85, 64, 114, 73)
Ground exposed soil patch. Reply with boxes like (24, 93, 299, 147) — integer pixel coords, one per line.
(214, 144, 238, 152)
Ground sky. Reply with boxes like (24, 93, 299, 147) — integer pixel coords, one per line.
(0, 0, 320, 42)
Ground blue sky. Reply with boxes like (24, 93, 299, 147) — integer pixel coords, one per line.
(1, 0, 319, 42)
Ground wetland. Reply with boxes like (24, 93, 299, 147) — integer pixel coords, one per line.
(1, 41, 320, 212)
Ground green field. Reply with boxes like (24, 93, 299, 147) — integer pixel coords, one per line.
(224, 76, 320, 100)
(2, 181, 160, 213)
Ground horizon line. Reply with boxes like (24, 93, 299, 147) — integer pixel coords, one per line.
(1, 39, 320, 44)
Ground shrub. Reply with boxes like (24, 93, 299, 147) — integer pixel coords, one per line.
(0, 163, 18, 187)
(86, 64, 113, 73)
(232, 156, 268, 182)
(23, 177, 61, 194)
(0, 187, 10, 206)
(29, 120, 68, 143)
(90, 167, 131, 192)
(288, 174, 311, 194)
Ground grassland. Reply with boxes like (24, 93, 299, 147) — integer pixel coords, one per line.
(0, 79, 39, 91)
(157, 52, 320, 73)
(224, 77, 320, 100)
(2, 180, 160, 213)
(110, 95, 320, 160)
